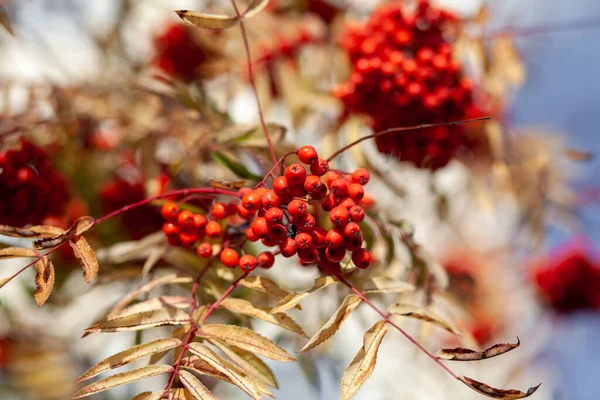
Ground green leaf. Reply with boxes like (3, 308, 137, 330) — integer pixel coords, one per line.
(211, 152, 261, 180)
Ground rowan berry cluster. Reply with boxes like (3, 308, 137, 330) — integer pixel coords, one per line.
(0, 139, 70, 226)
(533, 245, 600, 314)
(160, 146, 373, 273)
(334, 0, 481, 170)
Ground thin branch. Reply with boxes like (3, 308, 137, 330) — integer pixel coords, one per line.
(231, 0, 277, 165)
(480, 17, 600, 40)
(326, 117, 490, 162)
(202, 270, 250, 323)
(255, 151, 297, 189)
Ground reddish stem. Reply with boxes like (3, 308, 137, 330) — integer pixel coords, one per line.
(231, 0, 277, 166)
(330, 271, 461, 382)
(6, 243, 67, 282)
(325, 117, 490, 162)
(94, 188, 237, 225)
(255, 151, 297, 189)
(481, 17, 600, 40)
(202, 270, 250, 323)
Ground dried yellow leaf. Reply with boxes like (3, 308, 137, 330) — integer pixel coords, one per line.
(175, 0, 268, 30)
(33, 255, 55, 306)
(238, 275, 294, 303)
(270, 276, 338, 314)
(77, 338, 182, 382)
(179, 369, 218, 400)
(71, 365, 173, 398)
(387, 303, 461, 336)
(363, 277, 415, 294)
(0, 247, 37, 259)
(340, 320, 388, 400)
(85, 308, 190, 333)
(35, 216, 95, 249)
(299, 294, 361, 353)
(219, 298, 307, 337)
(0, 224, 64, 239)
(114, 296, 191, 318)
(69, 236, 99, 284)
(197, 324, 296, 362)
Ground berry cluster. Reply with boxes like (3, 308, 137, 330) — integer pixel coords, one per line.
(334, 0, 481, 170)
(153, 23, 220, 82)
(160, 146, 373, 273)
(0, 139, 70, 226)
(533, 244, 600, 314)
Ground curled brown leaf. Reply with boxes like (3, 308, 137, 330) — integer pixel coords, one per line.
(34, 216, 95, 249)
(69, 236, 99, 284)
(437, 338, 520, 361)
(0, 247, 38, 259)
(459, 376, 541, 399)
(33, 255, 55, 306)
(0, 224, 64, 239)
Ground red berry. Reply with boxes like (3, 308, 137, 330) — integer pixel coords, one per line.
(294, 213, 316, 232)
(197, 242, 213, 258)
(167, 235, 181, 247)
(298, 145, 319, 164)
(257, 251, 275, 269)
(193, 214, 207, 230)
(288, 199, 307, 216)
(161, 202, 180, 221)
(179, 231, 198, 247)
(351, 168, 370, 185)
(162, 222, 180, 237)
(330, 206, 350, 227)
(262, 235, 278, 247)
(303, 175, 323, 195)
(242, 192, 261, 211)
(206, 221, 222, 238)
(264, 207, 284, 225)
(349, 206, 365, 222)
(311, 227, 328, 248)
(324, 171, 341, 187)
(273, 176, 291, 195)
(261, 190, 281, 208)
(348, 183, 364, 201)
(345, 235, 363, 252)
(246, 227, 260, 242)
(290, 185, 307, 198)
(177, 210, 195, 230)
(251, 217, 269, 238)
(311, 183, 328, 200)
(279, 237, 297, 257)
(352, 249, 372, 269)
(343, 222, 361, 238)
(330, 179, 348, 197)
(212, 203, 229, 219)
(269, 224, 288, 242)
(310, 159, 329, 176)
(298, 248, 319, 263)
(220, 248, 239, 268)
(238, 187, 253, 199)
(321, 195, 337, 211)
(295, 232, 314, 250)
(236, 203, 253, 219)
(239, 255, 258, 272)
(326, 246, 346, 262)
(285, 164, 307, 186)
(326, 228, 345, 248)
(338, 197, 356, 211)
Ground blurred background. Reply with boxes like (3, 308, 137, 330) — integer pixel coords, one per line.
(1, 0, 599, 399)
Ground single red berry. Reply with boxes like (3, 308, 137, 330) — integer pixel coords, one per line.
(193, 214, 207, 230)
(239, 255, 258, 272)
(269, 224, 288, 242)
(295, 232, 314, 250)
(345, 235, 363, 252)
(255, 187, 267, 198)
(238, 187, 253, 199)
(343, 222, 361, 238)
(16, 166, 34, 183)
(321, 195, 337, 211)
(285, 164, 307, 186)
(264, 207, 284, 225)
(330, 206, 350, 227)
(220, 248, 239, 268)
(294, 213, 316, 232)
(311, 227, 328, 248)
(326, 246, 346, 262)
(161, 202, 180, 221)
(351, 168, 370, 185)
(162, 222, 180, 237)
(177, 210, 195, 230)
(303, 175, 323, 195)
(242, 192, 261, 211)
(262, 235, 278, 247)
(261, 190, 281, 208)
(298, 248, 319, 263)
(279, 237, 298, 257)
(227, 201, 239, 216)
(348, 183, 365, 201)
(179, 231, 198, 247)
(349, 206, 365, 222)
(257, 251, 275, 269)
(167, 235, 181, 247)
(338, 197, 356, 211)
(251, 217, 269, 238)
(352, 248, 372, 269)
(359, 195, 375, 208)
(326, 228, 345, 248)
(206, 221, 222, 239)
(246, 226, 260, 242)
(310, 158, 329, 176)
(298, 145, 319, 164)
(290, 185, 307, 198)
(212, 203, 229, 219)
(311, 183, 328, 200)
(324, 171, 341, 187)
(273, 176, 291, 195)
(330, 178, 348, 197)
(197, 242, 213, 258)
(288, 199, 307, 216)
